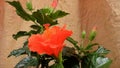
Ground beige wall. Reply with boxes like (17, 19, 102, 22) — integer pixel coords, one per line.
(80, 0, 120, 68)
(0, 0, 120, 68)
(0, 0, 4, 41)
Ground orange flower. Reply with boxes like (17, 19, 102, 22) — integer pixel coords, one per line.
(28, 25, 72, 58)
(51, 0, 58, 8)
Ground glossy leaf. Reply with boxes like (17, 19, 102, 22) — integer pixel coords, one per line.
(50, 10, 69, 19)
(96, 57, 112, 68)
(81, 46, 111, 68)
(28, 30, 39, 34)
(30, 25, 40, 30)
(95, 46, 110, 55)
(8, 48, 26, 57)
(13, 31, 29, 40)
(40, 8, 53, 14)
(15, 57, 38, 68)
(32, 10, 58, 25)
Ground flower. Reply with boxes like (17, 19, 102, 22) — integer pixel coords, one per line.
(28, 25, 72, 58)
(51, 0, 58, 8)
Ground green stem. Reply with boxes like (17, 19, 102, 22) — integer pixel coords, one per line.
(39, 24, 44, 33)
(58, 52, 62, 63)
(87, 40, 92, 47)
(80, 39, 84, 49)
(33, 21, 44, 33)
(58, 52, 64, 68)
(67, 37, 80, 51)
(34, 21, 40, 26)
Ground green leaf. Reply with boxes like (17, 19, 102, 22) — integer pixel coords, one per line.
(32, 10, 58, 25)
(96, 57, 112, 68)
(40, 8, 53, 14)
(95, 46, 110, 55)
(28, 30, 38, 34)
(50, 10, 69, 19)
(7, 1, 35, 21)
(81, 46, 111, 68)
(81, 55, 112, 68)
(15, 57, 38, 68)
(13, 31, 29, 40)
(12, 29, 41, 40)
(30, 25, 40, 30)
(8, 40, 30, 57)
(8, 48, 26, 57)
(85, 43, 98, 50)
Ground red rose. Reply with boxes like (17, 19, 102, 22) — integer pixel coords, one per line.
(28, 25, 72, 58)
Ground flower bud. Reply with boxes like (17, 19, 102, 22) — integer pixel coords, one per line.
(81, 30, 86, 39)
(51, 0, 58, 9)
(89, 26, 97, 41)
(26, 0, 33, 11)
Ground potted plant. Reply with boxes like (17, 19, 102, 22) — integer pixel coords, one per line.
(7, 0, 112, 68)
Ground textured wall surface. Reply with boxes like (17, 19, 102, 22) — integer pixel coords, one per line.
(80, 0, 120, 68)
(1, 0, 120, 68)
(0, 0, 4, 41)
(106, 0, 120, 68)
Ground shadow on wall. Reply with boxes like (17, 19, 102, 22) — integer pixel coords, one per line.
(79, 0, 120, 68)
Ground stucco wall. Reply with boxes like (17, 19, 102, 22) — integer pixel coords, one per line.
(0, 0, 4, 41)
(0, 0, 120, 68)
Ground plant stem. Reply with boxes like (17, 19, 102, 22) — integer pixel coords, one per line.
(58, 52, 64, 68)
(67, 37, 80, 51)
(58, 52, 62, 63)
(33, 21, 44, 33)
(80, 38, 84, 49)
